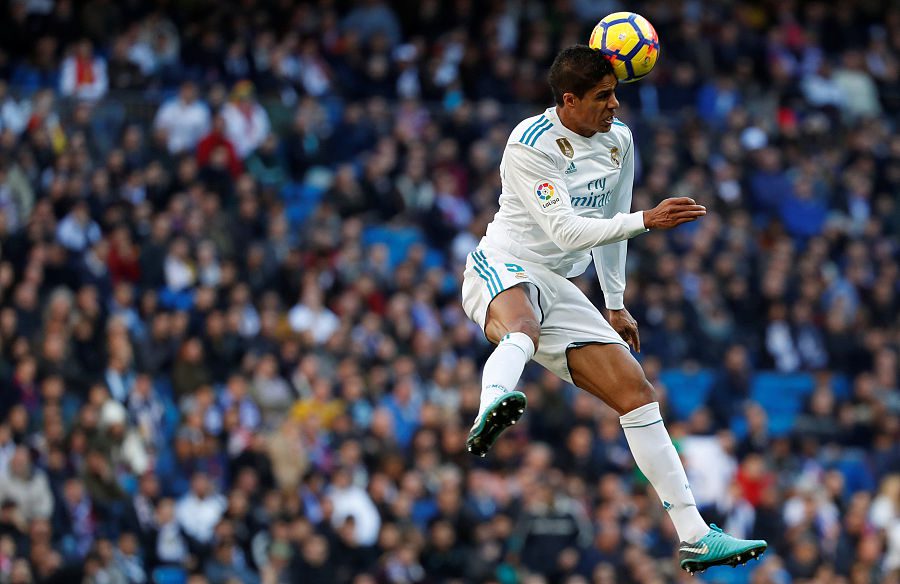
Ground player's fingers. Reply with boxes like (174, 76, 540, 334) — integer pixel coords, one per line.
(667, 196, 696, 205)
(672, 205, 706, 214)
(625, 324, 638, 351)
(622, 331, 635, 351)
(633, 326, 641, 353)
(672, 210, 706, 219)
(671, 214, 703, 224)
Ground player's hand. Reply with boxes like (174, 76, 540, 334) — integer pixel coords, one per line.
(643, 197, 706, 230)
(608, 307, 640, 353)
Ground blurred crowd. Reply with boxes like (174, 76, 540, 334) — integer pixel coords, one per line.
(0, 0, 898, 583)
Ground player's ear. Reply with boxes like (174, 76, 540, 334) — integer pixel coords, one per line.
(563, 92, 578, 108)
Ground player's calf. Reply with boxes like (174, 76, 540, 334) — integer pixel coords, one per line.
(468, 329, 536, 457)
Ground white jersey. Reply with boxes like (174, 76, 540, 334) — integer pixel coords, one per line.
(480, 106, 646, 310)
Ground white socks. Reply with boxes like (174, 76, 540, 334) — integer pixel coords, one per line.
(478, 332, 535, 417)
(620, 402, 709, 543)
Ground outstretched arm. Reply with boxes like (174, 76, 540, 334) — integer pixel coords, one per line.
(505, 143, 647, 252)
(506, 143, 705, 253)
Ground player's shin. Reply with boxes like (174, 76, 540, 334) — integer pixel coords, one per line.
(478, 331, 535, 416)
(619, 402, 709, 543)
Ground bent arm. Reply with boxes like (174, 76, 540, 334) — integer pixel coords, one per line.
(504, 143, 647, 253)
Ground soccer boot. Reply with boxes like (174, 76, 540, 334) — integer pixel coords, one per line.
(679, 524, 768, 576)
(466, 391, 527, 457)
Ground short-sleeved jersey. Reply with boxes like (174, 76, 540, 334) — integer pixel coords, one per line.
(480, 106, 646, 309)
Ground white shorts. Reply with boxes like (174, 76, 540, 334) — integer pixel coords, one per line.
(461, 245, 628, 383)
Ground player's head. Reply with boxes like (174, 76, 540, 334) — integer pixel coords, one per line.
(549, 45, 619, 135)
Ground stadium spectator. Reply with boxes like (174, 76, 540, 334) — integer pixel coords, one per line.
(153, 81, 211, 155)
(174, 471, 226, 547)
(59, 39, 108, 101)
(221, 80, 271, 159)
(55, 199, 101, 253)
(0, 447, 54, 523)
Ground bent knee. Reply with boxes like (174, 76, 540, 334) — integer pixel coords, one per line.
(507, 318, 541, 352)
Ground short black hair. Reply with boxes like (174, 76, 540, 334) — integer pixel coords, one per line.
(548, 45, 615, 105)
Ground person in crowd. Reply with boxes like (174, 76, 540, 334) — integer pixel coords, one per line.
(0, 1, 897, 582)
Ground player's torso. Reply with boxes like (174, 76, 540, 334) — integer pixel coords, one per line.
(554, 131, 626, 219)
(484, 107, 632, 274)
(499, 108, 630, 221)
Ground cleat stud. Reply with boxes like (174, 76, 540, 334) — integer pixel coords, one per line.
(511, 420, 516, 424)
(502, 401, 507, 406)
(518, 409, 524, 413)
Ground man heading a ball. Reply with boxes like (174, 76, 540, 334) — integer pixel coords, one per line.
(460, 44, 767, 575)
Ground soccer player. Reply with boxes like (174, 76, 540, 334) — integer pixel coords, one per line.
(460, 46, 767, 575)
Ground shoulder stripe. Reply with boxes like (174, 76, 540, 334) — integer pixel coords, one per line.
(521, 118, 551, 146)
(528, 123, 553, 146)
(519, 116, 547, 143)
(612, 121, 626, 127)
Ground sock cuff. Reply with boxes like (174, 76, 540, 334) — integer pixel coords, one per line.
(498, 331, 536, 361)
(619, 401, 662, 428)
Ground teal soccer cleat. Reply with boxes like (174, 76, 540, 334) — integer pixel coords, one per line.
(466, 391, 527, 457)
(679, 524, 768, 575)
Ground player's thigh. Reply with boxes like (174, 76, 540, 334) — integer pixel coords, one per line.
(483, 284, 541, 345)
(566, 342, 656, 415)
(529, 276, 628, 384)
(460, 249, 542, 346)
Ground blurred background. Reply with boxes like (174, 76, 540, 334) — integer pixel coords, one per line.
(0, 0, 897, 583)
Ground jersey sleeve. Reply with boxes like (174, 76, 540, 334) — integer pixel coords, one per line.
(591, 131, 637, 310)
(503, 142, 646, 253)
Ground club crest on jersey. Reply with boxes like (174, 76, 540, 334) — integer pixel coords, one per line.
(610, 146, 621, 168)
(556, 137, 574, 158)
(535, 181, 560, 208)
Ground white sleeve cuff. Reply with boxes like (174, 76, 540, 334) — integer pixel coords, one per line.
(623, 211, 647, 236)
(604, 293, 625, 311)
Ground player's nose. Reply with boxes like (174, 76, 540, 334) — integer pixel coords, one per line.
(609, 93, 620, 109)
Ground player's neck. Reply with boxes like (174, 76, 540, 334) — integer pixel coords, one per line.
(555, 106, 595, 138)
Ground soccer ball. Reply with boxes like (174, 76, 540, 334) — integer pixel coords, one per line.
(589, 12, 660, 83)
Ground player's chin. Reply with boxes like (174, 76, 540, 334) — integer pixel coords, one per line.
(596, 123, 613, 133)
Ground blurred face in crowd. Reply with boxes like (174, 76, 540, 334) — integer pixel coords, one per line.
(180, 82, 197, 104)
(9, 447, 31, 479)
(75, 39, 93, 60)
(191, 473, 211, 498)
